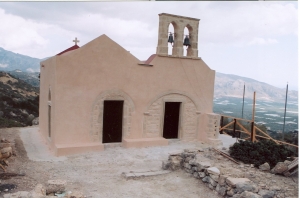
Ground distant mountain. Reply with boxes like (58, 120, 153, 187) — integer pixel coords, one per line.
(0, 47, 41, 72)
(215, 72, 298, 102)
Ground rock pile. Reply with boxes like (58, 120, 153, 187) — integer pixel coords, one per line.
(258, 160, 296, 176)
(0, 138, 13, 159)
(3, 180, 85, 198)
(0, 138, 14, 170)
(32, 117, 39, 125)
(163, 149, 280, 198)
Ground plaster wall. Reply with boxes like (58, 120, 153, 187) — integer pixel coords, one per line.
(39, 56, 57, 151)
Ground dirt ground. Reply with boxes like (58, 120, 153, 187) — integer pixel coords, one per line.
(0, 127, 222, 198)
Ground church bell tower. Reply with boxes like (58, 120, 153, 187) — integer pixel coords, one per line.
(156, 13, 200, 58)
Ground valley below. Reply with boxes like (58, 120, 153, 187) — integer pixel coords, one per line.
(213, 96, 298, 133)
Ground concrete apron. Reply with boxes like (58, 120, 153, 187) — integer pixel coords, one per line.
(19, 126, 66, 162)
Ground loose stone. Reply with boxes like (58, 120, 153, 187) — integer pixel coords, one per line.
(258, 189, 275, 198)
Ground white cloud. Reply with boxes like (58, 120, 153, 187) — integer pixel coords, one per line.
(199, 2, 297, 46)
(26, 68, 34, 73)
(248, 37, 278, 45)
(0, 8, 77, 58)
(0, 9, 47, 51)
(0, 63, 8, 68)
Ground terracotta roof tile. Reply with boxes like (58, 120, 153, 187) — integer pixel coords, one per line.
(56, 45, 80, 56)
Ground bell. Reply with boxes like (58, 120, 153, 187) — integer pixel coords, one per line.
(168, 33, 174, 44)
(183, 35, 191, 46)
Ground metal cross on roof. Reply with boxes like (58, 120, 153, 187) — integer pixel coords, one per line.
(73, 37, 80, 45)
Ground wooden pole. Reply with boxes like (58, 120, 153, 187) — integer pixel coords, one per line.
(219, 120, 235, 131)
(236, 121, 251, 135)
(233, 119, 236, 137)
(255, 126, 279, 144)
(219, 114, 252, 122)
(251, 92, 256, 142)
(251, 121, 255, 142)
(212, 148, 240, 164)
(220, 116, 224, 134)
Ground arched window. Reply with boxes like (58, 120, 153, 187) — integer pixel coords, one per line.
(183, 27, 190, 57)
(48, 88, 51, 138)
(168, 23, 175, 56)
(48, 89, 51, 101)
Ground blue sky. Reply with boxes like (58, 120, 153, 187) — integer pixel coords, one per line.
(0, 1, 298, 90)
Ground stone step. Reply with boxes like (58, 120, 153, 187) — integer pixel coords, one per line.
(122, 169, 171, 179)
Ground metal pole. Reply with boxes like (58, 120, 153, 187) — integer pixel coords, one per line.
(252, 92, 256, 122)
(282, 83, 288, 141)
(242, 83, 245, 119)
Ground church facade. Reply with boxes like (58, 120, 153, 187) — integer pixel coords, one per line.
(39, 13, 221, 156)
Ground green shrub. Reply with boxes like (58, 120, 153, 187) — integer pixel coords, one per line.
(0, 117, 23, 128)
(229, 140, 294, 168)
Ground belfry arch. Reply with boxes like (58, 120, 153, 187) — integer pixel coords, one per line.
(185, 24, 195, 57)
(167, 23, 175, 55)
(183, 26, 189, 56)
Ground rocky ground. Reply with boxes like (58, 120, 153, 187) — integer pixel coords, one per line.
(0, 127, 298, 198)
(163, 149, 298, 198)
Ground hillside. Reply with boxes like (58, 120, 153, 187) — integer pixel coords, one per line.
(215, 72, 298, 101)
(7, 70, 40, 87)
(0, 47, 41, 72)
(0, 71, 39, 127)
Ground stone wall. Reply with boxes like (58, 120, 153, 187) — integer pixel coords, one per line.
(205, 113, 223, 147)
(163, 149, 279, 198)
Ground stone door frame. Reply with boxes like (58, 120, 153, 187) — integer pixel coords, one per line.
(143, 90, 200, 141)
(90, 90, 134, 143)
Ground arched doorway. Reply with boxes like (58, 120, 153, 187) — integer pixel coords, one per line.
(90, 90, 135, 143)
(143, 92, 199, 141)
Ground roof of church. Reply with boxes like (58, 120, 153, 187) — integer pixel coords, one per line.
(139, 54, 156, 66)
(144, 54, 156, 64)
(56, 45, 80, 56)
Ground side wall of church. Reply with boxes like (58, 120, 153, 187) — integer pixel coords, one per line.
(39, 56, 57, 150)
